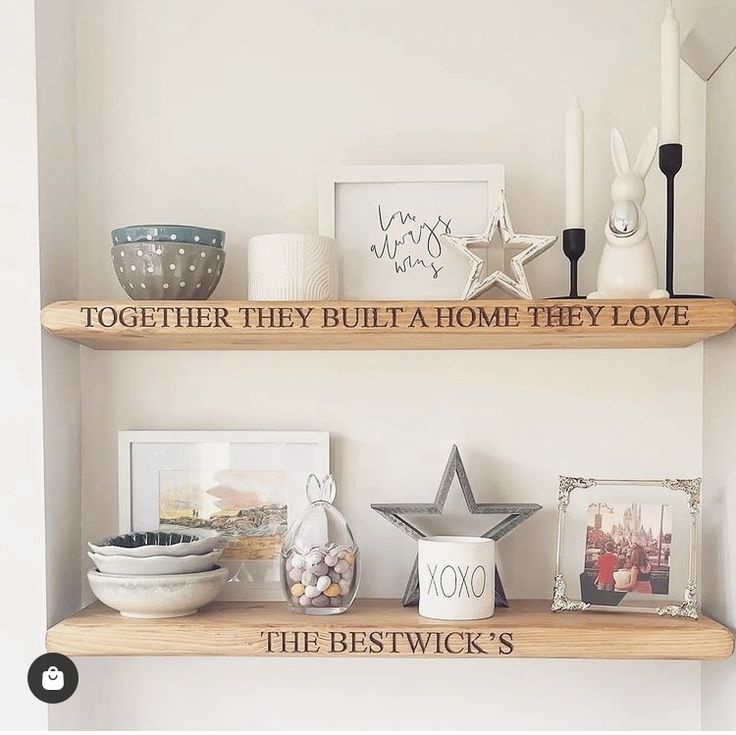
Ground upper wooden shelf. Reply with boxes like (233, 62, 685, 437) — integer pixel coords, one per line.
(46, 599, 733, 659)
(41, 299, 736, 350)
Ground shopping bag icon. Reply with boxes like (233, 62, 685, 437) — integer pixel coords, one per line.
(41, 666, 64, 691)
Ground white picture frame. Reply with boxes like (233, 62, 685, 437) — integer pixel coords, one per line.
(319, 164, 504, 299)
(118, 431, 330, 601)
(552, 477, 701, 618)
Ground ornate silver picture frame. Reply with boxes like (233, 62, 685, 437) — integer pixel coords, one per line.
(552, 477, 701, 619)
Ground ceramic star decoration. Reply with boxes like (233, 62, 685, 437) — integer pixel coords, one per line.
(443, 190, 557, 299)
(371, 445, 541, 607)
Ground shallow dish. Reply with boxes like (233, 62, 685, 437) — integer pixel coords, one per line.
(88, 549, 222, 575)
(110, 241, 225, 300)
(112, 224, 225, 248)
(89, 527, 220, 558)
(87, 566, 228, 618)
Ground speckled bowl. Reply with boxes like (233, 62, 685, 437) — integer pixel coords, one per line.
(110, 241, 225, 299)
(112, 224, 225, 249)
(87, 566, 228, 618)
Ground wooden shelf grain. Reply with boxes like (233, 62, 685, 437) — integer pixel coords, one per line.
(40, 299, 736, 350)
(46, 599, 734, 659)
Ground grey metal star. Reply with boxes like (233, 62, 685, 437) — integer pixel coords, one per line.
(371, 445, 542, 606)
(443, 190, 557, 299)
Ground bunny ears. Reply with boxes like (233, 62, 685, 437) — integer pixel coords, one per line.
(611, 126, 659, 178)
(306, 473, 336, 504)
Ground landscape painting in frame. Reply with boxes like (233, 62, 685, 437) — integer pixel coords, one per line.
(119, 431, 330, 600)
(159, 469, 288, 562)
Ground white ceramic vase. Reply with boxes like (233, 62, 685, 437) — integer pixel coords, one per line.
(247, 233, 337, 300)
(417, 536, 495, 620)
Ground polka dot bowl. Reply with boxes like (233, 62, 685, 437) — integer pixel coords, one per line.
(111, 241, 225, 300)
(111, 224, 225, 249)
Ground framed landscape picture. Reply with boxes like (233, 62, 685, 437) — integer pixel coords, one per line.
(553, 477, 701, 617)
(118, 431, 330, 600)
(319, 164, 504, 299)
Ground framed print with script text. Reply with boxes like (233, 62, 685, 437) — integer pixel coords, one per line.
(319, 165, 504, 299)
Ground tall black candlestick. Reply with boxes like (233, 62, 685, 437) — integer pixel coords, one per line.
(659, 143, 682, 297)
(658, 143, 710, 299)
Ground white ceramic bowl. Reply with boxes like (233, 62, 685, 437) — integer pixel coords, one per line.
(88, 549, 222, 576)
(89, 526, 220, 558)
(87, 566, 228, 618)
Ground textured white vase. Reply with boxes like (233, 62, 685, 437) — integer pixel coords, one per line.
(248, 233, 337, 300)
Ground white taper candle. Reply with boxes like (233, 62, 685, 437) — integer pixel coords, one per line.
(660, 0, 681, 144)
(565, 95, 584, 229)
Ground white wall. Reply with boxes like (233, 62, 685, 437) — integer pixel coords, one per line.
(55, 657, 701, 731)
(701, 47, 736, 732)
(45, 0, 709, 730)
(0, 0, 48, 729)
(73, 0, 706, 301)
(36, 0, 82, 628)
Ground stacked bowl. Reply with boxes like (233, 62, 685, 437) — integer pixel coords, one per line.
(111, 224, 226, 299)
(87, 527, 228, 618)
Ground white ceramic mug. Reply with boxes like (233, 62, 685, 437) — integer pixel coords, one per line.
(418, 536, 495, 620)
(247, 233, 338, 300)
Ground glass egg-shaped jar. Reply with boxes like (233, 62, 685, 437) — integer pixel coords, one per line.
(280, 474, 359, 614)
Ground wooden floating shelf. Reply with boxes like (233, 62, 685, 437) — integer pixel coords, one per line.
(46, 599, 733, 659)
(41, 299, 736, 350)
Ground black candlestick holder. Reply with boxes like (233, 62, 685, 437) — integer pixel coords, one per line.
(659, 143, 710, 299)
(550, 228, 586, 299)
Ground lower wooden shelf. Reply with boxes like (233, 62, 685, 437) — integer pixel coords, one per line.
(46, 599, 733, 659)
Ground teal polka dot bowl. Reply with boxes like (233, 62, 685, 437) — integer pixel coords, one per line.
(111, 224, 226, 249)
(111, 241, 225, 300)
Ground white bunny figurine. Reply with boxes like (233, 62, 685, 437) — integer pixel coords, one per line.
(588, 127, 669, 300)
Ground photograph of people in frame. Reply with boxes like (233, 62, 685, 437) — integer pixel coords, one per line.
(581, 501, 672, 606)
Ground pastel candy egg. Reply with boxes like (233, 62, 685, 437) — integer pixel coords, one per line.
(344, 552, 355, 564)
(329, 596, 342, 607)
(291, 554, 305, 569)
(285, 557, 293, 571)
(316, 575, 331, 592)
(305, 551, 323, 567)
(290, 583, 305, 597)
(324, 583, 341, 598)
(324, 555, 338, 567)
(342, 567, 354, 581)
(311, 594, 330, 607)
(288, 568, 303, 582)
(334, 560, 349, 574)
(298, 595, 312, 606)
(313, 562, 329, 576)
(338, 579, 351, 595)
(329, 570, 341, 583)
(304, 585, 321, 598)
(301, 572, 318, 586)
